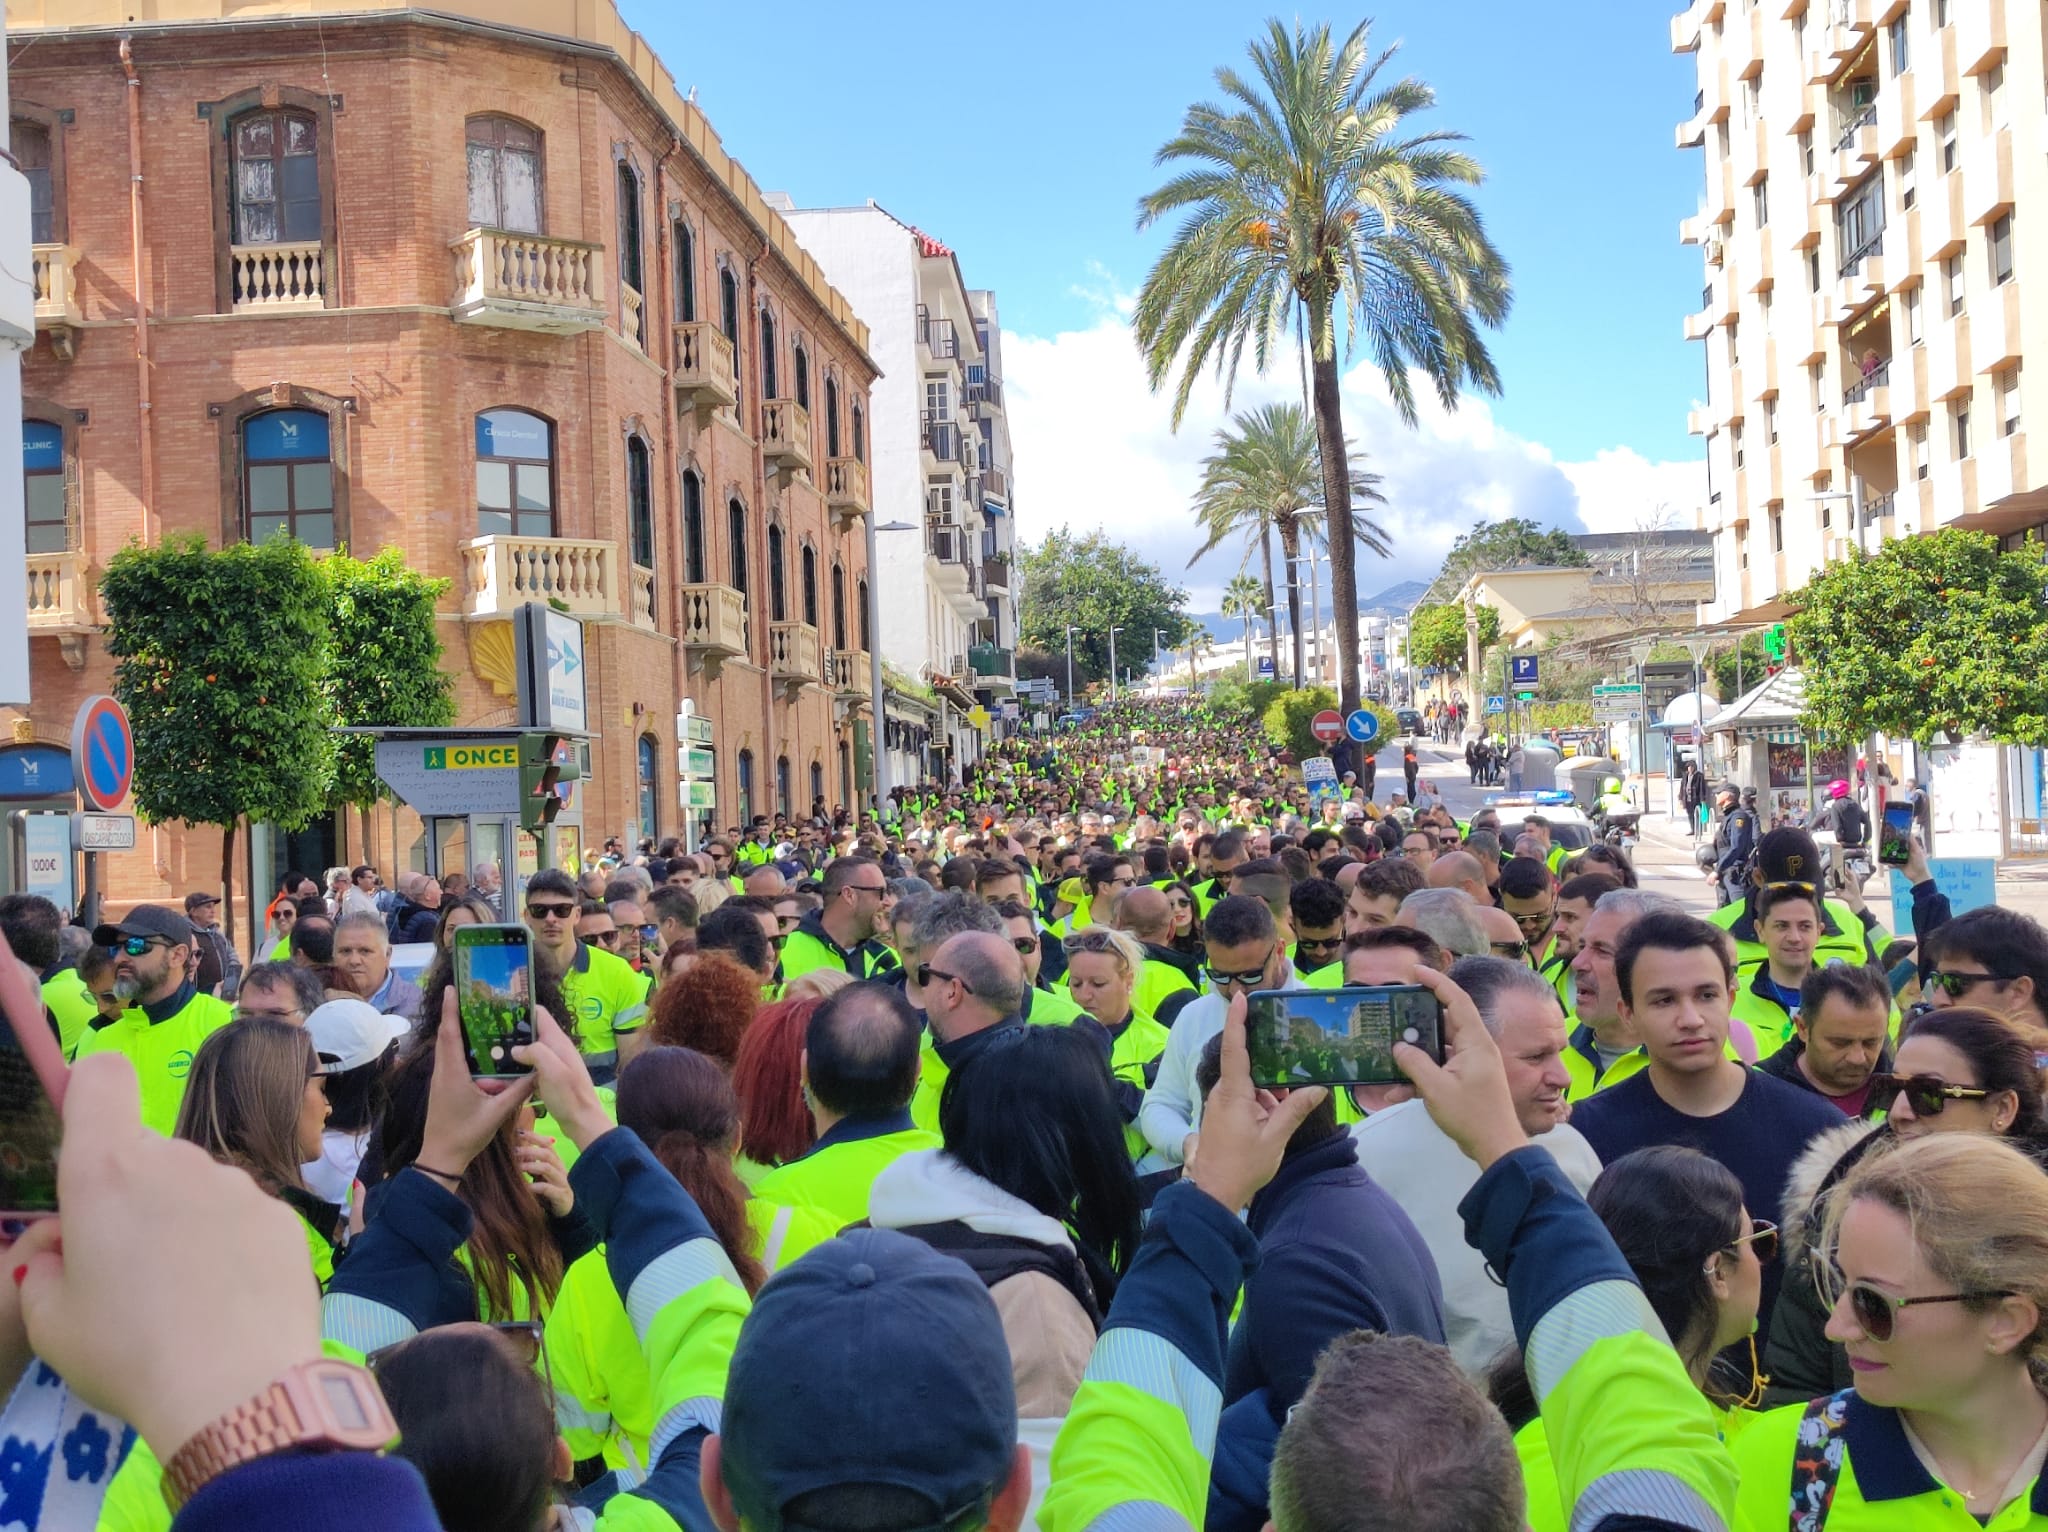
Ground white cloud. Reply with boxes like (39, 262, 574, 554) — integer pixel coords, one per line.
(1002, 308, 1704, 611)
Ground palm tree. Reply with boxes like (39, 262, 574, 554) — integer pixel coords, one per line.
(1190, 402, 1387, 684)
(1182, 622, 1213, 693)
(1135, 19, 1511, 716)
(1220, 572, 1266, 678)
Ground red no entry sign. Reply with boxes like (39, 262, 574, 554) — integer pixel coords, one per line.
(1310, 710, 1343, 745)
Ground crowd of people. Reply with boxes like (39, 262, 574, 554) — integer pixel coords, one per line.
(0, 695, 2042, 1530)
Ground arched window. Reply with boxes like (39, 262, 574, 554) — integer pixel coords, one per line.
(475, 409, 554, 537)
(11, 119, 53, 243)
(243, 408, 334, 548)
(737, 749, 754, 826)
(857, 579, 871, 651)
(852, 403, 866, 463)
(638, 734, 659, 839)
(616, 161, 644, 342)
(810, 761, 825, 811)
(673, 218, 696, 322)
(231, 110, 319, 245)
(626, 437, 654, 568)
(793, 342, 810, 411)
(465, 116, 542, 233)
(776, 756, 791, 819)
(831, 562, 847, 650)
(801, 544, 818, 627)
(825, 378, 842, 458)
(22, 419, 67, 554)
(760, 306, 779, 401)
(728, 497, 748, 594)
(720, 267, 741, 395)
(681, 469, 706, 584)
(767, 524, 787, 622)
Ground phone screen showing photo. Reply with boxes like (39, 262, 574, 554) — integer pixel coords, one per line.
(453, 925, 535, 1076)
(0, 1011, 61, 1217)
(1245, 986, 1443, 1089)
(1879, 803, 1915, 865)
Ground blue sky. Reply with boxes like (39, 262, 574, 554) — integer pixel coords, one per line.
(623, 0, 1711, 605)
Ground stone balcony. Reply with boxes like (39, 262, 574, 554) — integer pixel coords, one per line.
(674, 321, 738, 422)
(460, 534, 653, 628)
(762, 399, 813, 487)
(450, 228, 605, 333)
(769, 619, 822, 699)
(680, 583, 749, 679)
(230, 240, 325, 314)
(25, 551, 95, 667)
(30, 244, 81, 357)
(830, 647, 871, 697)
(825, 457, 870, 533)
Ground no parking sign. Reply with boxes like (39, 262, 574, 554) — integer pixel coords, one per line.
(71, 696, 134, 812)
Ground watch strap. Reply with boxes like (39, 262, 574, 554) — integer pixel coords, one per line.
(163, 1380, 303, 1510)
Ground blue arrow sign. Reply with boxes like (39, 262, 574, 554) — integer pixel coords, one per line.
(1345, 710, 1380, 744)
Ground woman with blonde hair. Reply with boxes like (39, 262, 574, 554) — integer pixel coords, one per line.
(1060, 925, 1169, 1144)
(690, 876, 732, 918)
(1733, 1132, 2048, 1526)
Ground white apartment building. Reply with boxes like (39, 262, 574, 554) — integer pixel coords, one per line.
(779, 201, 1020, 787)
(1675, 0, 2041, 855)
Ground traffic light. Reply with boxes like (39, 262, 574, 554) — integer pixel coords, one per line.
(519, 731, 582, 830)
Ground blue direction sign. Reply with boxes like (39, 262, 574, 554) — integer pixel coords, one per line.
(1485, 695, 1506, 715)
(1345, 709, 1381, 744)
(1510, 654, 1540, 687)
(71, 696, 134, 812)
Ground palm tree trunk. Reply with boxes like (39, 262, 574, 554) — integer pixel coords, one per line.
(1257, 528, 1281, 681)
(1311, 349, 1361, 715)
(1277, 518, 1305, 686)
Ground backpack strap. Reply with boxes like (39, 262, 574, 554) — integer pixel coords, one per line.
(1789, 1390, 1852, 1532)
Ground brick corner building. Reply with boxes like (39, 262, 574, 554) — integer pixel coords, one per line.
(5, 0, 882, 921)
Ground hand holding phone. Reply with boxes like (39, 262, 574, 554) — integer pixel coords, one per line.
(0, 932, 70, 1228)
(1245, 984, 1445, 1089)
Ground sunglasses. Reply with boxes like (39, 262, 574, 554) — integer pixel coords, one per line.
(93, 990, 120, 1006)
(1717, 1217, 1779, 1267)
(1824, 1277, 2015, 1343)
(1490, 940, 1529, 960)
(1205, 964, 1270, 989)
(115, 936, 173, 958)
(526, 901, 576, 920)
(1926, 969, 2012, 999)
(916, 964, 969, 993)
(1010, 935, 1039, 955)
(1294, 936, 1343, 955)
(1763, 880, 1816, 896)
(1869, 1072, 1993, 1117)
(588, 929, 620, 946)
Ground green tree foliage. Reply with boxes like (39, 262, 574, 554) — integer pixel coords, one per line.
(1788, 528, 2048, 743)
(1262, 686, 1340, 758)
(1421, 517, 1587, 603)
(100, 537, 336, 935)
(1018, 528, 1193, 686)
(1134, 19, 1510, 717)
(1708, 633, 1770, 701)
(1408, 602, 1500, 673)
(325, 548, 455, 818)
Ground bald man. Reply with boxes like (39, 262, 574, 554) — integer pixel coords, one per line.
(1426, 850, 1492, 908)
(743, 863, 788, 899)
(1476, 904, 1536, 966)
(911, 930, 1030, 1131)
(1117, 884, 1200, 1019)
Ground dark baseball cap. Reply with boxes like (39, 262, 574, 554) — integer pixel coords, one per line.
(183, 891, 220, 913)
(92, 904, 194, 948)
(1756, 827, 1823, 886)
(720, 1228, 1016, 1532)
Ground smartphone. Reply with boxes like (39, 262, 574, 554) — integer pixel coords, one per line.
(1245, 985, 1445, 1089)
(0, 934, 68, 1228)
(1879, 802, 1916, 866)
(451, 924, 535, 1077)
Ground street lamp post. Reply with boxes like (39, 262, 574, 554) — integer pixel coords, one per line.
(866, 519, 918, 817)
(1064, 625, 1079, 708)
(1153, 627, 1167, 684)
(1108, 627, 1123, 702)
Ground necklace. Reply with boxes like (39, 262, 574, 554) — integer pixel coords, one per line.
(1906, 1408, 2048, 1506)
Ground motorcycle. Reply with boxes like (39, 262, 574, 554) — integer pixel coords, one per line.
(1599, 810, 1641, 851)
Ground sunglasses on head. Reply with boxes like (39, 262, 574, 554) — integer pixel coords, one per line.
(1869, 1072, 1993, 1117)
(368, 1319, 550, 1386)
(526, 901, 575, 920)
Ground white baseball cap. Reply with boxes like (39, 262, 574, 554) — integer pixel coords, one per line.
(307, 998, 409, 1074)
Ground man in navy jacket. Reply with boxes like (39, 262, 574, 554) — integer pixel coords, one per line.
(1197, 1034, 1446, 1532)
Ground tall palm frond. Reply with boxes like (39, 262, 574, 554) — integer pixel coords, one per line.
(1135, 18, 1511, 714)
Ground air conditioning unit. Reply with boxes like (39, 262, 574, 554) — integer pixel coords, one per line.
(1704, 237, 1725, 267)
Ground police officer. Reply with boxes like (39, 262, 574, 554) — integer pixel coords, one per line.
(1709, 783, 1759, 907)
